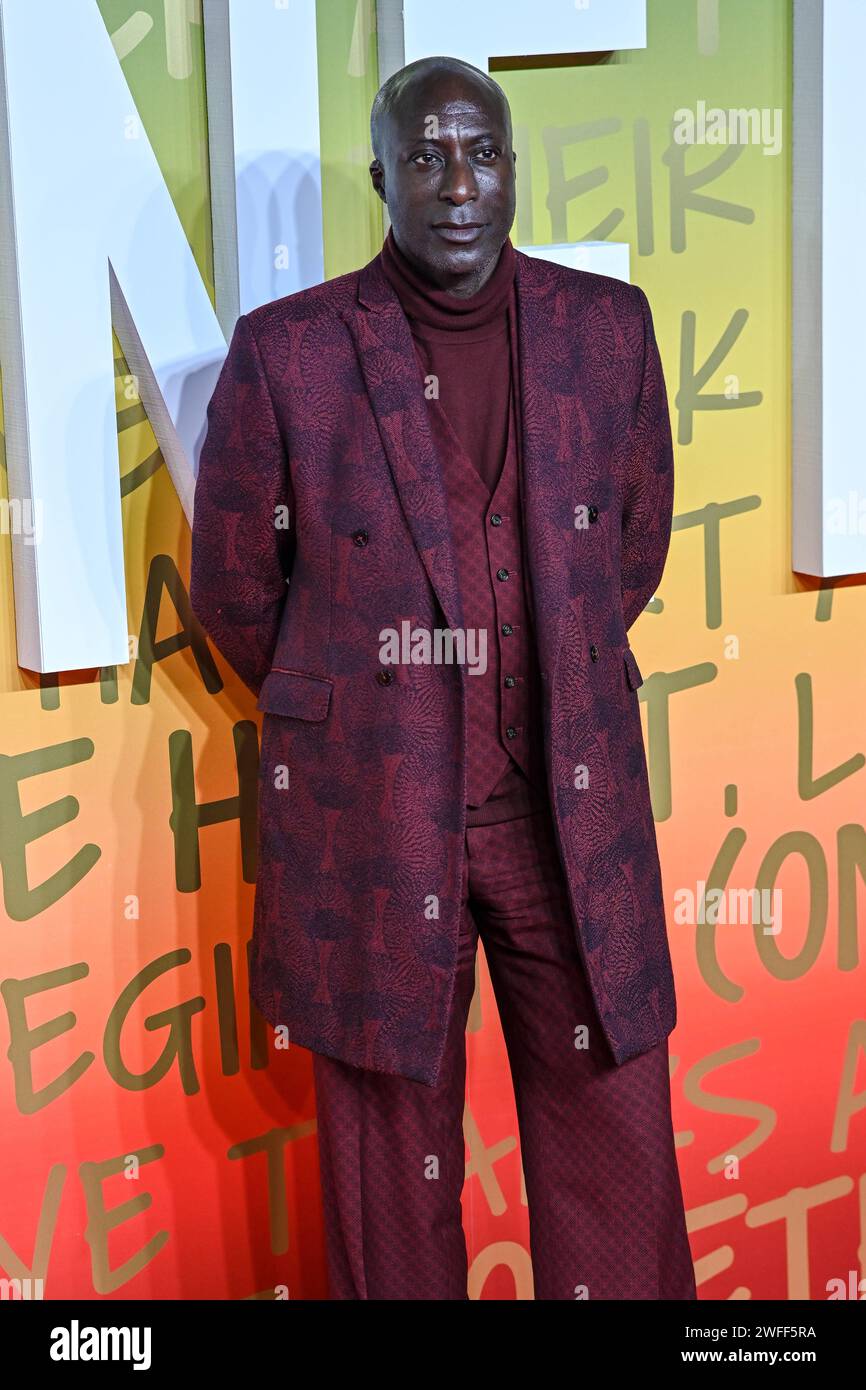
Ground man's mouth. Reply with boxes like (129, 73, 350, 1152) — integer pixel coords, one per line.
(431, 222, 487, 243)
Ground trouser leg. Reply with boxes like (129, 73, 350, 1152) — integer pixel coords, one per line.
(466, 805, 697, 1301)
(311, 857, 479, 1300)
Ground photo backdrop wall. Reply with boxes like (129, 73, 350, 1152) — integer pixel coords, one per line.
(2, 0, 864, 1301)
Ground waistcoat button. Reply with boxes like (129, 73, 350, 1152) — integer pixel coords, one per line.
(588, 506, 599, 523)
(352, 529, 369, 547)
(589, 644, 599, 661)
(376, 669, 393, 685)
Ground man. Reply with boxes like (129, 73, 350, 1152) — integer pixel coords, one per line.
(190, 55, 695, 1301)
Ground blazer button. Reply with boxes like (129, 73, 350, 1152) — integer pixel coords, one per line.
(506, 726, 518, 739)
(504, 675, 516, 688)
(589, 644, 600, 661)
(352, 529, 369, 547)
(376, 669, 393, 685)
(490, 513, 503, 527)
(496, 567, 510, 581)
(588, 505, 599, 523)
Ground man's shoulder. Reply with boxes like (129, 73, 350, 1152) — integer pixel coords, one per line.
(515, 248, 647, 316)
(243, 265, 364, 343)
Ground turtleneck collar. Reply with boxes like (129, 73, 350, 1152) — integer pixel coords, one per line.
(379, 225, 516, 332)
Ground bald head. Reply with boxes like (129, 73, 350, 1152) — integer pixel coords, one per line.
(370, 56, 511, 162)
(368, 56, 516, 296)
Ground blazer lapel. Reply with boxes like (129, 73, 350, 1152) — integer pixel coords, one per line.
(512, 249, 583, 682)
(341, 256, 464, 635)
(342, 246, 582, 679)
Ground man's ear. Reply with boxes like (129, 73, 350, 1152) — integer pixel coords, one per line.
(369, 159, 387, 204)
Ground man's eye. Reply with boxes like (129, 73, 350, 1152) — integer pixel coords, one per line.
(412, 152, 439, 165)
(476, 148, 499, 160)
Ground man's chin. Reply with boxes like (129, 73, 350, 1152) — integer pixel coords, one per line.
(423, 232, 500, 279)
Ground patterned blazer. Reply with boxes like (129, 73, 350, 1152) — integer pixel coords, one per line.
(189, 246, 676, 1086)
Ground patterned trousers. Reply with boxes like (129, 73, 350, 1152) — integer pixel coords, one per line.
(311, 802, 697, 1300)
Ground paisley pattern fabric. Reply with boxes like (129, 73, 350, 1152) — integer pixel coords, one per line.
(189, 246, 676, 1087)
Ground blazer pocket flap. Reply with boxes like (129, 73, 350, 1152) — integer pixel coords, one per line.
(256, 668, 333, 720)
(623, 647, 644, 691)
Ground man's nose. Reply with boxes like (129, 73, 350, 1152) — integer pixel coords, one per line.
(438, 158, 479, 204)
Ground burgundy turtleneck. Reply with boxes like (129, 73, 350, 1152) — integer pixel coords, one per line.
(379, 226, 516, 493)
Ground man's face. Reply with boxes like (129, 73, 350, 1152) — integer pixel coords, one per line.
(370, 73, 516, 290)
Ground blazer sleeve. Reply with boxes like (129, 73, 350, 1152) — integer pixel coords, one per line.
(189, 312, 295, 699)
(620, 286, 674, 635)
